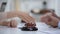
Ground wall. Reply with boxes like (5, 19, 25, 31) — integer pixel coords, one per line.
(5, 0, 15, 12)
(19, 0, 58, 13)
(47, 0, 60, 16)
(5, 0, 60, 16)
(57, 0, 60, 16)
(20, 0, 44, 12)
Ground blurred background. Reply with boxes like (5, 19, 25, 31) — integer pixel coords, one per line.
(0, 0, 60, 22)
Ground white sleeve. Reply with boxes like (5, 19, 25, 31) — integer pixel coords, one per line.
(58, 21, 60, 28)
(5, 17, 21, 24)
(11, 17, 21, 23)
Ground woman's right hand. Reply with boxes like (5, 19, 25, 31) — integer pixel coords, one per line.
(17, 11, 35, 24)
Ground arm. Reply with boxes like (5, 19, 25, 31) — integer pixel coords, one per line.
(0, 19, 17, 28)
(0, 21, 3, 26)
(0, 11, 35, 27)
(7, 11, 35, 23)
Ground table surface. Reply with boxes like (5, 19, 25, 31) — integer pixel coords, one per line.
(0, 22, 60, 34)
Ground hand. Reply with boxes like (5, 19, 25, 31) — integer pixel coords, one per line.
(7, 11, 35, 25)
(10, 20, 17, 28)
(2, 20, 17, 28)
(40, 15, 51, 23)
(18, 12, 35, 24)
(41, 15, 59, 28)
(48, 16, 59, 27)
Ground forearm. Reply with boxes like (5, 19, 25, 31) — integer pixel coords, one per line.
(0, 21, 7, 26)
(0, 11, 23, 26)
(6, 11, 22, 19)
(5, 11, 31, 23)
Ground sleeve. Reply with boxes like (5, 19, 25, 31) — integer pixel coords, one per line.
(6, 17, 21, 24)
(11, 17, 21, 23)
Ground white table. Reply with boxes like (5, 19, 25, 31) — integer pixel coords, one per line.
(0, 22, 60, 34)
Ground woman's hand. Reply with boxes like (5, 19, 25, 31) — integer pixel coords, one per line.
(40, 14, 59, 28)
(17, 11, 35, 24)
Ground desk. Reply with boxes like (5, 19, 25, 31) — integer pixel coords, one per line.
(0, 22, 60, 34)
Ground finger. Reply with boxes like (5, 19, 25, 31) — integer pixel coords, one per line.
(21, 12, 35, 23)
(24, 14, 32, 23)
(10, 20, 17, 28)
(21, 14, 30, 23)
(21, 15, 30, 23)
(23, 13, 34, 22)
(26, 15, 35, 23)
(22, 18, 29, 23)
